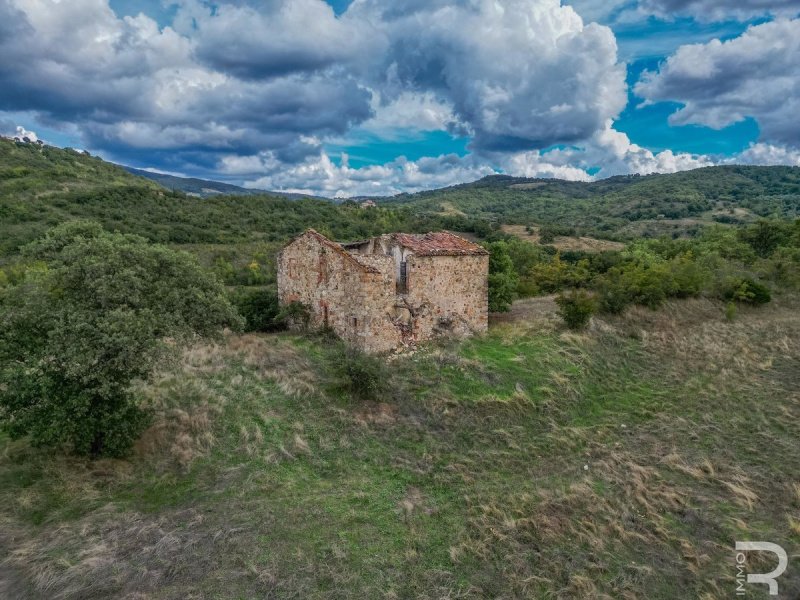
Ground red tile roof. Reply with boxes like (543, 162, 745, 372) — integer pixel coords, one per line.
(392, 232, 488, 256)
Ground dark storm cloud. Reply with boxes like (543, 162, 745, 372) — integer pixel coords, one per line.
(0, 0, 373, 174)
(188, 0, 371, 79)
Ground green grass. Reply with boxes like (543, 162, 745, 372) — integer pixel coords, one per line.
(1, 298, 799, 598)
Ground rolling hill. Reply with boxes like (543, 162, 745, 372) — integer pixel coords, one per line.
(123, 166, 320, 200)
(2, 137, 800, 599)
(383, 167, 800, 239)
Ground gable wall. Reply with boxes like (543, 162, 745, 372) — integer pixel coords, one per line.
(277, 233, 402, 353)
(404, 254, 489, 339)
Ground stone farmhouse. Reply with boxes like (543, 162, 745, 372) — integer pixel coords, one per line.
(277, 229, 489, 353)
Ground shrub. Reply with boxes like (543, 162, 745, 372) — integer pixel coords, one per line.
(555, 289, 597, 329)
(527, 254, 591, 294)
(722, 277, 772, 305)
(739, 220, 789, 258)
(484, 241, 518, 312)
(331, 349, 389, 401)
(725, 301, 737, 321)
(276, 300, 312, 329)
(594, 273, 632, 315)
(0, 221, 241, 457)
(231, 287, 282, 332)
(538, 228, 556, 244)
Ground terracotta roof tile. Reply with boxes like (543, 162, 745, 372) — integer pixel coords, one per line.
(391, 232, 488, 256)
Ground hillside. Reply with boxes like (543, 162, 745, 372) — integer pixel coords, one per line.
(0, 138, 455, 262)
(123, 166, 320, 200)
(384, 167, 800, 239)
(4, 138, 800, 260)
(1, 296, 798, 598)
(2, 138, 800, 599)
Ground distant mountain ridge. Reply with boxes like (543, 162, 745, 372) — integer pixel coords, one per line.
(382, 165, 800, 239)
(123, 166, 323, 200)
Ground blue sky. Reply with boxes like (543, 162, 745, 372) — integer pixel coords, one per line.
(1, 0, 799, 196)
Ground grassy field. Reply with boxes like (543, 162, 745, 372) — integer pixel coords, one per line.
(1, 295, 798, 599)
(500, 225, 626, 253)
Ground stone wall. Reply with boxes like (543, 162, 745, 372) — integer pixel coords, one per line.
(404, 254, 489, 341)
(277, 231, 489, 354)
(277, 232, 403, 353)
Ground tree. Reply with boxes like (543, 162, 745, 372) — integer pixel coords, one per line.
(739, 220, 788, 258)
(484, 241, 518, 312)
(0, 221, 241, 457)
(555, 289, 596, 329)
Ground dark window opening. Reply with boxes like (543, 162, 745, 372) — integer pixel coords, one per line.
(398, 261, 408, 293)
(352, 317, 358, 328)
(323, 305, 329, 327)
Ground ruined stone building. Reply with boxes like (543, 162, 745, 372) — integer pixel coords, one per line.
(277, 229, 489, 353)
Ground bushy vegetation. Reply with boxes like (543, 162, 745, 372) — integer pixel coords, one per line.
(231, 287, 283, 332)
(483, 219, 800, 318)
(0, 138, 496, 259)
(555, 289, 597, 329)
(484, 240, 519, 312)
(329, 347, 390, 401)
(388, 166, 800, 239)
(2, 139, 800, 599)
(0, 222, 240, 456)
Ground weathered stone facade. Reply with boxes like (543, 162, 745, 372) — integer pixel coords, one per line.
(277, 229, 489, 353)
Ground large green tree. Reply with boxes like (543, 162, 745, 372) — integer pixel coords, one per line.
(484, 240, 519, 313)
(0, 221, 241, 457)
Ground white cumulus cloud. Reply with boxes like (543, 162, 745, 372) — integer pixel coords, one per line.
(635, 19, 800, 147)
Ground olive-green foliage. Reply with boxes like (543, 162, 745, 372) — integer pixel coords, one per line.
(555, 289, 597, 329)
(484, 241, 519, 312)
(276, 301, 312, 330)
(0, 221, 241, 457)
(231, 287, 283, 332)
(389, 166, 800, 239)
(330, 348, 390, 402)
(725, 301, 737, 321)
(738, 219, 791, 258)
(722, 277, 772, 305)
(525, 253, 592, 294)
(0, 139, 495, 259)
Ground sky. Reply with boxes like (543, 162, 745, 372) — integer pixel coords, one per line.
(1, 0, 799, 197)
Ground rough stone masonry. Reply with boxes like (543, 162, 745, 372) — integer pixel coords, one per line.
(277, 229, 489, 353)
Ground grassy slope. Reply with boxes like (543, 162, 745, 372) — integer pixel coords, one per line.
(385, 167, 800, 239)
(1, 296, 798, 598)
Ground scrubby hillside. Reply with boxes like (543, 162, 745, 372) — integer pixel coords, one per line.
(123, 166, 320, 200)
(385, 166, 800, 239)
(2, 138, 800, 599)
(1, 296, 798, 598)
(0, 138, 484, 262)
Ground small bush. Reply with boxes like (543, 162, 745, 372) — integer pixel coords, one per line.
(231, 287, 282, 332)
(331, 349, 389, 401)
(538, 228, 556, 244)
(594, 274, 631, 315)
(555, 289, 596, 329)
(723, 277, 772, 305)
(725, 301, 737, 321)
(276, 300, 312, 329)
